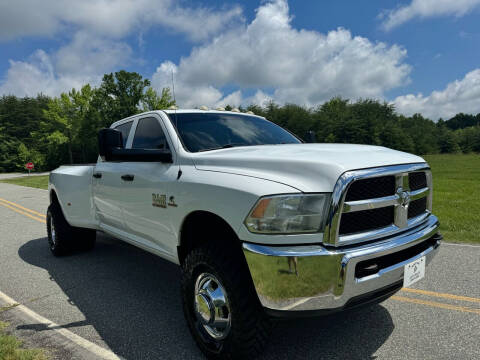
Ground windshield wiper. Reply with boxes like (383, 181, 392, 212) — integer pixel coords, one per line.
(197, 143, 247, 152)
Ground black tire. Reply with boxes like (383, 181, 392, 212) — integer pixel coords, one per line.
(46, 202, 96, 256)
(181, 244, 271, 359)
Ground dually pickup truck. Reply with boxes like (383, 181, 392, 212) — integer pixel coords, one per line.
(48, 109, 441, 359)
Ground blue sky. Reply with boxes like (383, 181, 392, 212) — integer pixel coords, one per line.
(0, 0, 479, 120)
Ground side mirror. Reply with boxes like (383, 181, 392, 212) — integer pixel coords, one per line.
(304, 130, 317, 143)
(98, 128, 123, 161)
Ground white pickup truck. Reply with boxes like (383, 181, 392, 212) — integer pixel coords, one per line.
(48, 109, 441, 359)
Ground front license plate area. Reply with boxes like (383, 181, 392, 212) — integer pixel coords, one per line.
(403, 256, 426, 287)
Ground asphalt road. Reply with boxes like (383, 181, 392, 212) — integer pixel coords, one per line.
(0, 182, 479, 360)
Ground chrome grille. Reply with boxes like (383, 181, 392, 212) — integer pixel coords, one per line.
(339, 206, 394, 235)
(408, 197, 427, 219)
(345, 176, 395, 201)
(408, 172, 427, 191)
(324, 163, 433, 247)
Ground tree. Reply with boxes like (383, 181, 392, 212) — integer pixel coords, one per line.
(311, 97, 350, 142)
(0, 94, 50, 141)
(16, 142, 45, 170)
(142, 87, 175, 111)
(399, 114, 439, 154)
(0, 130, 20, 172)
(42, 85, 96, 164)
(2, 73, 480, 173)
(445, 113, 479, 130)
(379, 122, 415, 153)
(456, 126, 480, 153)
(438, 127, 460, 153)
(271, 104, 313, 139)
(93, 70, 150, 127)
(246, 104, 265, 116)
(0, 95, 51, 171)
(42, 95, 75, 164)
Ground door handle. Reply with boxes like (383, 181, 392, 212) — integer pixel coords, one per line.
(121, 174, 134, 181)
(93, 173, 102, 179)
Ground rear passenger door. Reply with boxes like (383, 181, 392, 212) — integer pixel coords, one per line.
(120, 115, 179, 257)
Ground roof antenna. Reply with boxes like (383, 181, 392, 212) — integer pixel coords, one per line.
(171, 69, 182, 180)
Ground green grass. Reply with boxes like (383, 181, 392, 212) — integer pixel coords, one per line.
(423, 154, 480, 244)
(0, 321, 47, 360)
(0, 176, 49, 190)
(0, 305, 19, 313)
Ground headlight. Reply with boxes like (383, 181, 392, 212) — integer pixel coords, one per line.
(244, 194, 330, 234)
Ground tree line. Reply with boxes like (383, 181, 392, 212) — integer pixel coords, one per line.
(1, 70, 479, 172)
(0, 71, 175, 172)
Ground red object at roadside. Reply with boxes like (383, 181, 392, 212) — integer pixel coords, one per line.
(25, 162, 34, 170)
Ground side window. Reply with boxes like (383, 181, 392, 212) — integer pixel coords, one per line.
(132, 117, 169, 150)
(114, 121, 133, 147)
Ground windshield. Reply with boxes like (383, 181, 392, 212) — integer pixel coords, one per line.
(167, 113, 301, 152)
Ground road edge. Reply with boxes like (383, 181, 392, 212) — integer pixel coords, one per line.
(0, 290, 121, 360)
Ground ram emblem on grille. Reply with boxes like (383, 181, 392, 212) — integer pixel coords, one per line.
(397, 187, 411, 208)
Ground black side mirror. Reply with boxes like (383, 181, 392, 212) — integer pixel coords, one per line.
(304, 130, 317, 143)
(98, 128, 123, 161)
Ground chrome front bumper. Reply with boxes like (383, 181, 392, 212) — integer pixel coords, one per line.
(242, 215, 441, 314)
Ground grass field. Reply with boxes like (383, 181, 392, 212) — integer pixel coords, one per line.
(0, 321, 47, 360)
(0, 154, 478, 244)
(0, 175, 49, 190)
(423, 154, 480, 244)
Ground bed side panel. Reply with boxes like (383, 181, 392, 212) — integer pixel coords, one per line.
(49, 166, 98, 229)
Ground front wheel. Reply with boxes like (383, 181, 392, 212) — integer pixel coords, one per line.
(181, 245, 271, 359)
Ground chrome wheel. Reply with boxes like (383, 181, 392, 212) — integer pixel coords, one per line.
(48, 214, 58, 251)
(194, 273, 231, 340)
(50, 216, 56, 245)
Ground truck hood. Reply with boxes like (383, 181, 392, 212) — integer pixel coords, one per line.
(190, 144, 426, 192)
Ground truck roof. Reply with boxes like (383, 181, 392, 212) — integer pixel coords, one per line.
(111, 109, 264, 128)
(162, 109, 263, 118)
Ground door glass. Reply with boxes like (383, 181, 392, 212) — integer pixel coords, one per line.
(132, 117, 169, 149)
(114, 121, 133, 147)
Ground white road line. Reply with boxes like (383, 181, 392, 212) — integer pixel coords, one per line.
(278, 297, 312, 311)
(442, 242, 480, 248)
(0, 290, 121, 360)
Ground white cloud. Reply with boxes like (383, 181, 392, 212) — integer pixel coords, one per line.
(151, 4, 243, 43)
(393, 69, 480, 119)
(152, 61, 224, 108)
(0, 50, 87, 97)
(215, 91, 243, 108)
(245, 90, 273, 108)
(0, 0, 242, 42)
(380, 0, 480, 31)
(0, 32, 131, 97)
(152, 0, 411, 108)
(55, 32, 132, 77)
(0, 0, 242, 97)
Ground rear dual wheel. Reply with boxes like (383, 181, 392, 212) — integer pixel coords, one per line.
(46, 202, 96, 256)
